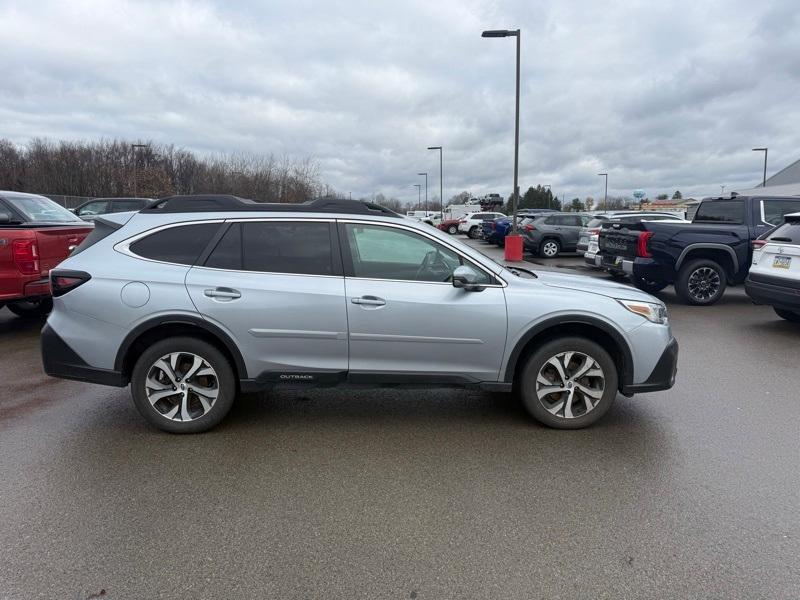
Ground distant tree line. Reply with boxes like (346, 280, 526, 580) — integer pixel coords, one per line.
(0, 138, 328, 202)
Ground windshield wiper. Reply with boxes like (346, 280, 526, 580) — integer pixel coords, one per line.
(504, 265, 538, 278)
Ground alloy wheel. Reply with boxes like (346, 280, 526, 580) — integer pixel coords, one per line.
(145, 352, 219, 422)
(687, 267, 720, 301)
(535, 351, 605, 419)
(542, 241, 559, 257)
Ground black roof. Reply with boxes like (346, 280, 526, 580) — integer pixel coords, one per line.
(143, 195, 401, 217)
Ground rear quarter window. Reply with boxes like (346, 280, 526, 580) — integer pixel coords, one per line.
(694, 200, 744, 223)
(129, 223, 221, 265)
(767, 221, 800, 244)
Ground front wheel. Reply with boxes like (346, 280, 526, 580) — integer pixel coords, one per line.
(632, 277, 668, 294)
(675, 259, 726, 305)
(468, 226, 481, 239)
(775, 308, 800, 322)
(447, 225, 458, 234)
(519, 337, 618, 429)
(130, 337, 236, 433)
(6, 297, 53, 318)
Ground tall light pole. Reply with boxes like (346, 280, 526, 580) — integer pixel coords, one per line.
(413, 184, 421, 210)
(482, 28, 521, 235)
(752, 147, 768, 187)
(597, 173, 608, 210)
(720, 184, 726, 196)
(418, 172, 428, 213)
(543, 184, 551, 209)
(131, 143, 147, 197)
(427, 146, 443, 220)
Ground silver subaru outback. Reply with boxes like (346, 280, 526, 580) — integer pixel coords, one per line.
(42, 195, 677, 433)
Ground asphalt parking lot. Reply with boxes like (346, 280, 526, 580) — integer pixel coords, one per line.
(1, 243, 798, 599)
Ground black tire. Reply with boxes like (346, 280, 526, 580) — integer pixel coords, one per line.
(468, 226, 481, 239)
(675, 259, 727, 305)
(6, 297, 53, 318)
(447, 225, 458, 234)
(519, 337, 618, 429)
(539, 238, 561, 259)
(632, 277, 668, 294)
(608, 271, 628, 280)
(774, 308, 800, 322)
(130, 337, 236, 433)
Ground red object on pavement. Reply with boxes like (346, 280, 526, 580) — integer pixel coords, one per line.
(504, 234, 523, 261)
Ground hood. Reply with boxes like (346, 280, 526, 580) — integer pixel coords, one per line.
(509, 268, 661, 302)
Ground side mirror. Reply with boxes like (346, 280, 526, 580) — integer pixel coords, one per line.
(0, 212, 10, 224)
(452, 265, 486, 292)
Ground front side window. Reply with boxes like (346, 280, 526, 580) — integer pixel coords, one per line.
(129, 223, 221, 265)
(77, 200, 109, 216)
(344, 223, 491, 284)
(762, 199, 800, 225)
(113, 200, 146, 213)
(205, 221, 335, 276)
(694, 200, 744, 223)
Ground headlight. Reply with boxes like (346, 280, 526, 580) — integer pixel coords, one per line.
(617, 299, 668, 324)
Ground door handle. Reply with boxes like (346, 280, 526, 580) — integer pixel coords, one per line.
(351, 296, 386, 306)
(204, 287, 241, 300)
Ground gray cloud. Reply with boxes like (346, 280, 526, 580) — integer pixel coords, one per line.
(1, 0, 798, 202)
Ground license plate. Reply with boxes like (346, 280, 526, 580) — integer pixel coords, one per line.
(773, 256, 791, 269)
(602, 255, 622, 266)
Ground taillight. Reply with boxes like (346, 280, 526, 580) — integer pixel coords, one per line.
(12, 239, 40, 275)
(752, 239, 767, 251)
(491, 222, 496, 230)
(637, 231, 654, 257)
(587, 228, 600, 235)
(50, 270, 91, 297)
(524, 224, 535, 231)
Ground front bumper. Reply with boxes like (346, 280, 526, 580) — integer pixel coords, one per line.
(745, 273, 800, 311)
(622, 337, 678, 395)
(41, 323, 127, 387)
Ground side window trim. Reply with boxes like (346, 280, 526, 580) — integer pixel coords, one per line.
(337, 219, 502, 286)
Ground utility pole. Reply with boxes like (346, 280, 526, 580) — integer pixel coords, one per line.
(427, 147, 443, 220)
(131, 143, 148, 197)
(598, 173, 608, 210)
(752, 148, 768, 187)
(418, 172, 428, 213)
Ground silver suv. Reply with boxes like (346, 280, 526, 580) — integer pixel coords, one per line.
(42, 196, 678, 433)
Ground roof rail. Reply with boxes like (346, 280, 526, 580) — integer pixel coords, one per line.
(143, 194, 401, 217)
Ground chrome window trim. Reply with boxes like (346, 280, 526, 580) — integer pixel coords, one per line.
(339, 218, 507, 287)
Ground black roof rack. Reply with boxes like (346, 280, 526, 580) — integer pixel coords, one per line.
(143, 194, 401, 217)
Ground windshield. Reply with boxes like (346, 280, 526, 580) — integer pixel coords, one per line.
(4, 193, 83, 223)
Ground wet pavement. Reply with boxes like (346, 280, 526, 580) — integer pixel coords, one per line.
(1, 252, 798, 599)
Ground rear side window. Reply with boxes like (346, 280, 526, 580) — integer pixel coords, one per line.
(762, 199, 800, 225)
(206, 221, 335, 275)
(129, 223, 220, 265)
(694, 200, 744, 223)
(767, 221, 800, 244)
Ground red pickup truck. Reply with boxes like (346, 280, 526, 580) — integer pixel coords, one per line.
(0, 191, 92, 318)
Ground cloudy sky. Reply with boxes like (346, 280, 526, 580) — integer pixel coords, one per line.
(1, 0, 799, 202)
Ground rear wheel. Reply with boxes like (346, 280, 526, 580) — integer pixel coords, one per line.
(447, 225, 458, 234)
(519, 337, 618, 429)
(468, 226, 481, 239)
(130, 337, 236, 433)
(675, 259, 726, 305)
(6, 297, 53, 318)
(539, 239, 561, 258)
(774, 308, 800, 322)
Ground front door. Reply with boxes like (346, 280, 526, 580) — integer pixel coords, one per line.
(339, 222, 507, 383)
(185, 219, 348, 381)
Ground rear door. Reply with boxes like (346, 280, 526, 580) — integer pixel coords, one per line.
(755, 220, 800, 280)
(339, 221, 507, 382)
(185, 219, 349, 379)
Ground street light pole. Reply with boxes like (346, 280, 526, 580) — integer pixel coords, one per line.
(131, 143, 147, 197)
(598, 173, 608, 209)
(720, 184, 726, 196)
(752, 147, 768, 187)
(543, 184, 551, 209)
(427, 147, 443, 220)
(482, 28, 521, 235)
(413, 184, 421, 210)
(418, 172, 428, 213)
